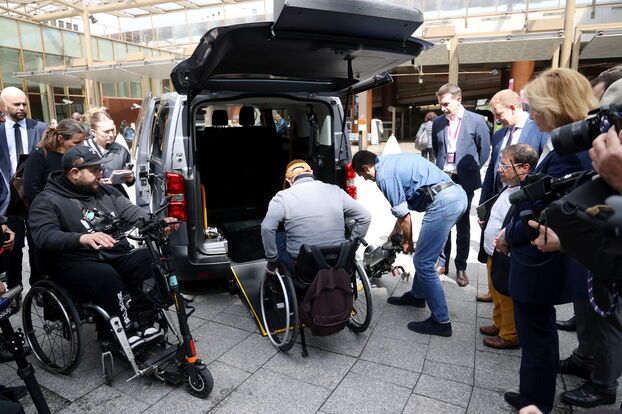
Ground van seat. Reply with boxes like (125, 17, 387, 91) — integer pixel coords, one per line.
(239, 106, 255, 127)
(212, 110, 228, 127)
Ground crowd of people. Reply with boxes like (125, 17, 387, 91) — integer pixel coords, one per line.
(1, 63, 622, 414)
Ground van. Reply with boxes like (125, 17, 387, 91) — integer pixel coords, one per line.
(132, 0, 430, 281)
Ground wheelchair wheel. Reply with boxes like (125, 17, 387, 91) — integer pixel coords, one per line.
(22, 280, 84, 374)
(259, 270, 298, 351)
(348, 262, 373, 333)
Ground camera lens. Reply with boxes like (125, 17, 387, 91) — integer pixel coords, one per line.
(552, 115, 601, 156)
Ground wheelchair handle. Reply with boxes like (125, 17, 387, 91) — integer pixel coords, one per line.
(1, 285, 23, 301)
(355, 236, 368, 247)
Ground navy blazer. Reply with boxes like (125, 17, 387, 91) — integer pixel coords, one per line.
(479, 118, 549, 204)
(0, 118, 47, 179)
(505, 149, 591, 305)
(432, 109, 491, 194)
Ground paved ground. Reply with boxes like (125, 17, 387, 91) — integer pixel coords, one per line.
(2, 142, 618, 413)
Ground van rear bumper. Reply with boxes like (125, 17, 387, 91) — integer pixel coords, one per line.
(169, 245, 232, 281)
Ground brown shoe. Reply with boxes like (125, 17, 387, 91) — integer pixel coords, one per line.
(476, 292, 493, 302)
(479, 325, 500, 336)
(483, 336, 520, 349)
(456, 270, 469, 287)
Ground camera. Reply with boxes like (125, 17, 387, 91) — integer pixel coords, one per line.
(551, 104, 622, 156)
(509, 171, 594, 207)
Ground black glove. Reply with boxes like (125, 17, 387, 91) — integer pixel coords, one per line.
(266, 260, 278, 273)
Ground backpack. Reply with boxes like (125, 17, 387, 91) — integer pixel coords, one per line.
(414, 122, 428, 151)
(298, 243, 354, 336)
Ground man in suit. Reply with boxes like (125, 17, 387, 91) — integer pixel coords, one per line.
(475, 89, 548, 302)
(0, 87, 47, 291)
(432, 83, 491, 287)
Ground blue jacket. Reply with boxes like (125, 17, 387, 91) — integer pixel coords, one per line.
(432, 109, 491, 194)
(505, 149, 591, 305)
(479, 118, 549, 204)
(0, 118, 47, 179)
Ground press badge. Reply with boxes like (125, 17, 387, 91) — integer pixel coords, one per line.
(447, 152, 456, 163)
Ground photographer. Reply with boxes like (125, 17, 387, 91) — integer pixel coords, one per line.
(28, 146, 178, 347)
(528, 124, 622, 409)
(496, 68, 597, 414)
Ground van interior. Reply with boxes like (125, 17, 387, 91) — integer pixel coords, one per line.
(194, 97, 341, 263)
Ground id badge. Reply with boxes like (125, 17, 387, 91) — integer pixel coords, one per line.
(447, 152, 456, 163)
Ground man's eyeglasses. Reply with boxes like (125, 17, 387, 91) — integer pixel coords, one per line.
(498, 163, 524, 171)
(0, 111, 6, 118)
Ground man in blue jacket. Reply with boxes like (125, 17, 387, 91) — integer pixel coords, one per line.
(353, 151, 467, 336)
(432, 83, 490, 287)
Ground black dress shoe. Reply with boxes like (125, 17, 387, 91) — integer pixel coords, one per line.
(387, 292, 425, 307)
(504, 391, 520, 409)
(559, 356, 591, 380)
(0, 349, 14, 363)
(556, 316, 576, 332)
(561, 383, 616, 408)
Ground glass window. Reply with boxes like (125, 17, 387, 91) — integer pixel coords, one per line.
(28, 94, 46, 122)
(23, 51, 43, 71)
(141, 29, 154, 47)
(0, 47, 22, 89)
(529, 0, 560, 9)
(191, 21, 210, 42)
(499, 0, 526, 11)
(141, 47, 153, 57)
(423, 0, 439, 19)
(64, 31, 82, 57)
(45, 53, 64, 68)
(156, 26, 173, 46)
(130, 81, 142, 99)
(98, 38, 113, 61)
(113, 41, 127, 60)
(20, 22, 43, 51)
(173, 24, 190, 44)
(128, 44, 141, 54)
(0, 17, 19, 48)
(467, 0, 496, 14)
(102, 82, 115, 97)
(151, 103, 169, 159)
(42, 27, 63, 55)
(91, 37, 99, 61)
(68, 87, 83, 95)
(118, 81, 130, 97)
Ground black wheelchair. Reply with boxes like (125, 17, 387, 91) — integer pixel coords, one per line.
(20, 200, 213, 398)
(259, 238, 373, 356)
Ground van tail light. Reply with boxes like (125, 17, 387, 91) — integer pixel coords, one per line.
(165, 172, 187, 222)
(345, 162, 357, 199)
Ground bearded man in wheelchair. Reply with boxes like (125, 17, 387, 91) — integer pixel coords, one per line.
(28, 146, 179, 349)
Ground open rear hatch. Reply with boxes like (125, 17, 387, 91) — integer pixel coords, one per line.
(171, 0, 432, 95)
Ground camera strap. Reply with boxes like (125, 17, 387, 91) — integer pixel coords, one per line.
(587, 271, 619, 318)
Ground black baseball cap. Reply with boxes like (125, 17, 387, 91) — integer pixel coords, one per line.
(62, 146, 111, 171)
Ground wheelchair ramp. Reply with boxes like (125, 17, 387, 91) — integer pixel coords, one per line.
(231, 262, 295, 337)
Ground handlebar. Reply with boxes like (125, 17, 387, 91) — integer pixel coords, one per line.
(1, 285, 23, 301)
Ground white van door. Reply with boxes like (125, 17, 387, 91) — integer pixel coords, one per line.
(133, 94, 156, 208)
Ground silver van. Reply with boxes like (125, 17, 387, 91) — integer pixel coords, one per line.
(132, 0, 430, 281)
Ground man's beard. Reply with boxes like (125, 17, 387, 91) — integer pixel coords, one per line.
(74, 181, 98, 194)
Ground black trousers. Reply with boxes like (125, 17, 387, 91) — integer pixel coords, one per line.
(514, 300, 559, 414)
(52, 249, 155, 329)
(441, 177, 474, 271)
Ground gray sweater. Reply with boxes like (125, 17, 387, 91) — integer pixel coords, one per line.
(261, 176, 371, 259)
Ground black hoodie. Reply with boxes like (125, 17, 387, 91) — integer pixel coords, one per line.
(29, 170, 149, 264)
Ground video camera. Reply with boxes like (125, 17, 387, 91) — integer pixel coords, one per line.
(551, 104, 622, 156)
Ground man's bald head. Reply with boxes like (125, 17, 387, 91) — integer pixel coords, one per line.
(1, 87, 28, 122)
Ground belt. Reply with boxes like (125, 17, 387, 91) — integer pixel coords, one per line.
(423, 181, 455, 202)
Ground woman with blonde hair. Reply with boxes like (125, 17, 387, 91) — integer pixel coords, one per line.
(497, 68, 598, 413)
(84, 107, 134, 197)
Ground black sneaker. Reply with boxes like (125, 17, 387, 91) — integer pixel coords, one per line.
(504, 391, 520, 409)
(387, 292, 426, 307)
(407, 316, 452, 337)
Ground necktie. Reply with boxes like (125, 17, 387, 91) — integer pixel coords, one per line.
(13, 123, 24, 156)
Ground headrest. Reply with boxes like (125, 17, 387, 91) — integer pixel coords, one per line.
(212, 110, 228, 127)
(239, 106, 255, 127)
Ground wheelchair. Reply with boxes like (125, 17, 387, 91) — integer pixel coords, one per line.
(21, 201, 213, 398)
(259, 238, 373, 357)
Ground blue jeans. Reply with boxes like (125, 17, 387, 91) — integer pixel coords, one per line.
(276, 232, 296, 275)
(410, 184, 467, 323)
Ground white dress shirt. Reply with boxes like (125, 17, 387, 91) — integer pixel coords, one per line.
(484, 186, 519, 256)
(4, 118, 29, 176)
(536, 137, 554, 168)
(443, 105, 465, 174)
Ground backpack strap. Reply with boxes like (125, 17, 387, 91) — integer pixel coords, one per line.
(304, 245, 330, 269)
(335, 240, 355, 269)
